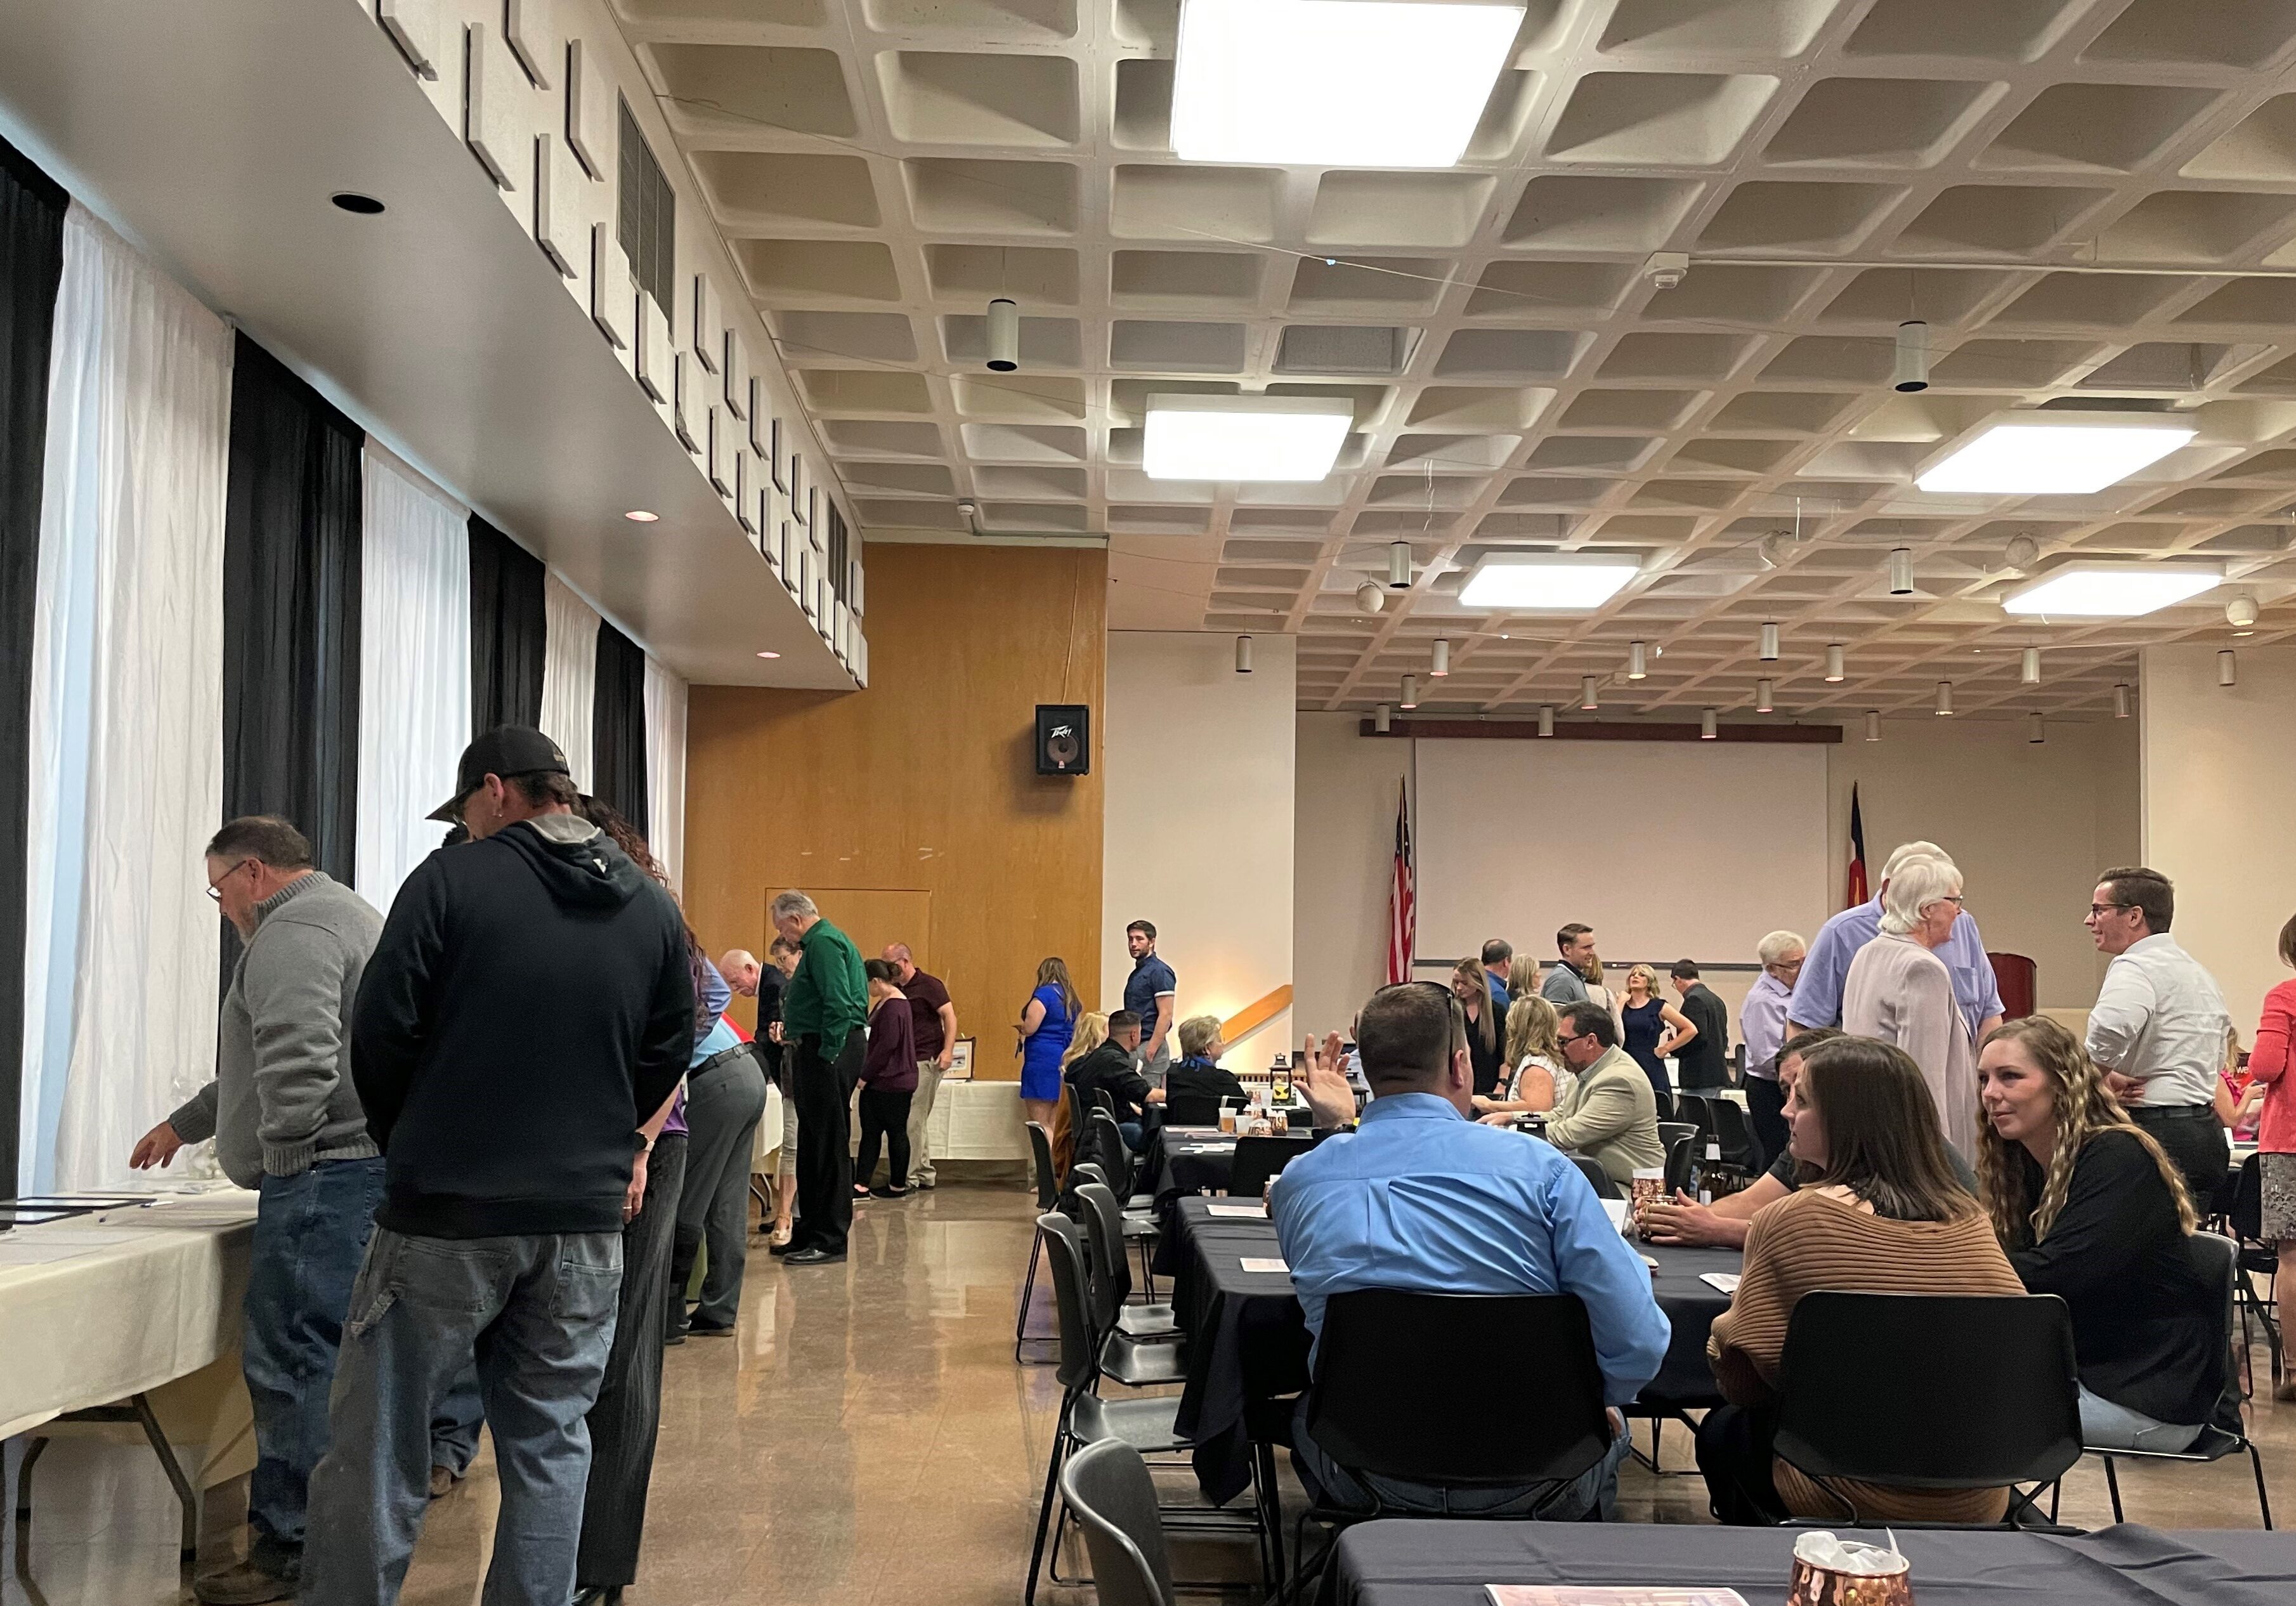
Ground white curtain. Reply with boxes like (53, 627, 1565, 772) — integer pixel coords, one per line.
(644, 656, 689, 892)
(356, 442, 470, 916)
(540, 569, 599, 790)
(21, 204, 233, 1193)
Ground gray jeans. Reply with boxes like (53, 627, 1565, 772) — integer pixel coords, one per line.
(1137, 1036, 1173, 1091)
(301, 1227, 623, 1606)
(671, 1052, 768, 1328)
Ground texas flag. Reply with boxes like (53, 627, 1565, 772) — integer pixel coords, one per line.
(1846, 784, 1869, 909)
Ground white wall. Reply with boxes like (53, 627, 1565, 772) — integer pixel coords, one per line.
(1296, 712, 2143, 1037)
(1102, 632, 1296, 1060)
(2141, 644, 2296, 1028)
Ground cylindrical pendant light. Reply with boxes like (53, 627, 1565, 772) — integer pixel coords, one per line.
(1400, 674, 1418, 709)
(1579, 675, 1599, 711)
(1430, 638, 1450, 677)
(1388, 540, 1412, 589)
(1823, 643, 1845, 683)
(1863, 710, 1881, 742)
(1627, 641, 1648, 680)
(2113, 683, 2132, 719)
(1889, 547, 1915, 596)
(1756, 678, 1775, 713)
(1758, 622, 1780, 662)
(1700, 708, 1718, 740)
(2019, 646, 2040, 686)
(1374, 703, 1391, 733)
(1537, 705, 1555, 738)
(2028, 712, 2045, 745)
(1235, 634, 1253, 674)
(1934, 680, 1954, 716)
(2219, 650, 2238, 688)
(985, 297, 1020, 372)
(1893, 320, 1929, 392)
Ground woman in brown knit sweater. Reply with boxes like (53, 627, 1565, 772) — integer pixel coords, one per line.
(1697, 1035, 2025, 1525)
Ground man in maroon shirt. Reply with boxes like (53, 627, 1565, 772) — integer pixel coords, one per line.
(884, 943, 957, 1189)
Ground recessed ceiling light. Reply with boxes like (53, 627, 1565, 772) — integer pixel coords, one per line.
(1915, 410, 2196, 496)
(2002, 561, 2222, 618)
(330, 191, 386, 214)
(1171, 0, 1525, 168)
(625, 510, 659, 523)
(755, 650, 781, 660)
(1459, 552, 1640, 611)
(1143, 394, 1352, 481)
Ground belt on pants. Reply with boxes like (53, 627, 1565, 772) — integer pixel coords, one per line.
(2128, 1104, 2216, 1122)
(688, 1043, 753, 1082)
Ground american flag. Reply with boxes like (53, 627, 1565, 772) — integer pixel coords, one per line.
(1386, 780, 1414, 986)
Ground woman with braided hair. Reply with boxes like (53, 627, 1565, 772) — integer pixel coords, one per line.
(1975, 1014, 2222, 1453)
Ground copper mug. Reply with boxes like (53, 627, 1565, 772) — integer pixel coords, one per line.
(1788, 1534, 1914, 1606)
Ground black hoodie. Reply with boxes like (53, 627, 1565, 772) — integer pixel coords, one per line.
(352, 814, 695, 1237)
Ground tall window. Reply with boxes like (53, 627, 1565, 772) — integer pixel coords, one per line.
(616, 98, 674, 318)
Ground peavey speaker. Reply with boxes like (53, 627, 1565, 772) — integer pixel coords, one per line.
(1034, 703, 1090, 776)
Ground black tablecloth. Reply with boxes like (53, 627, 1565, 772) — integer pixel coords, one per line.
(1149, 1128, 1238, 1219)
(1160, 1198, 1740, 1505)
(1321, 1518, 2296, 1606)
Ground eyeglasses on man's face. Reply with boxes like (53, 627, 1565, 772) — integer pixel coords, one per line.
(2087, 902, 2132, 919)
(205, 858, 256, 902)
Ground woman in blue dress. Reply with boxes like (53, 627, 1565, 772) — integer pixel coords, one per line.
(1018, 956, 1079, 1127)
(1620, 962, 1697, 1107)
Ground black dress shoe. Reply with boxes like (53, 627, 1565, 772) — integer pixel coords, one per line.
(573, 1587, 623, 1606)
(870, 1185, 911, 1198)
(769, 1236, 800, 1257)
(785, 1247, 845, 1265)
(686, 1320, 736, 1338)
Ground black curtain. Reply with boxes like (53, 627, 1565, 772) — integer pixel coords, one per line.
(221, 333, 364, 883)
(468, 514, 545, 734)
(0, 135, 67, 1198)
(592, 621, 648, 835)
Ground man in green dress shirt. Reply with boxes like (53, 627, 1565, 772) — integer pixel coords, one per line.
(772, 890, 869, 1265)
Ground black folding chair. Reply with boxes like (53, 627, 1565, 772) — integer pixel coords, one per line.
(1709, 1096, 1759, 1173)
(1089, 1109, 1162, 1291)
(2068, 1234, 2273, 1531)
(1673, 1092, 1717, 1143)
(1774, 1291, 2082, 1527)
(1227, 1135, 1312, 1201)
(1017, 1121, 1062, 1362)
(1656, 1120, 1698, 1156)
(2227, 1153, 2285, 1394)
(1570, 1154, 1620, 1200)
(1288, 1291, 1612, 1593)
(1061, 1439, 1177, 1606)
(1663, 1132, 1697, 1197)
(1073, 1182, 1184, 1353)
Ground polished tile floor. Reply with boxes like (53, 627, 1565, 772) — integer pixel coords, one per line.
(4, 1181, 2290, 1605)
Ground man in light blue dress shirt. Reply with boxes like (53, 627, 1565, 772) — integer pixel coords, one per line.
(1274, 984, 1671, 1518)
(1788, 841, 2003, 1046)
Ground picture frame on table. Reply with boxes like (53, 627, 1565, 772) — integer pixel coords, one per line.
(946, 1038, 975, 1081)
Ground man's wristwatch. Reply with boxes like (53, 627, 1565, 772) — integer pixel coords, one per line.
(634, 1130, 654, 1154)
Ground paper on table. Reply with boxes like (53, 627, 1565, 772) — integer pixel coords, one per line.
(1700, 1272, 1741, 1295)
(1206, 1204, 1262, 1218)
(1487, 1590, 1747, 1606)
(1239, 1257, 1289, 1274)
(1600, 1198, 1629, 1232)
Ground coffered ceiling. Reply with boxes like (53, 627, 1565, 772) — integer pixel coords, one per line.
(610, 0, 2296, 719)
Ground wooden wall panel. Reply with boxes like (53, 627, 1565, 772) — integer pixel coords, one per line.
(685, 544, 1106, 1080)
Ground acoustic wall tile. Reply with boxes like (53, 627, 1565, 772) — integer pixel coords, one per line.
(693, 274, 723, 372)
(848, 559, 864, 617)
(790, 453, 808, 524)
(533, 131, 585, 277)
(637, 293, 674, 402)
(852, 631, 867, 689)
(376, 0, 441, 81)
(708, 404, 733, 495)
(590, 223, 631, 349)
(799, 547, 818, 617)
(565, 36, 610, 179)
(673, 355, 701, 452)
(735, 445, 757, 533)
(504, 0, 552, 88)
(464, 22, 526, 190)
(723, 335, 748, 419)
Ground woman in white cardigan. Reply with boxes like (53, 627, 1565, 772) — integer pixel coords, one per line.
(1842, 854, 1980, 1160)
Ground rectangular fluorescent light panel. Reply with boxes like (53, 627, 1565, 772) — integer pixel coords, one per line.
(1171, 0, 1526, 167)
(1143, 395, 1352, 481)
(2002, 563, 2221, 618)
(1915, 414, 2196, 495)
(1459, 552, 1640, 611)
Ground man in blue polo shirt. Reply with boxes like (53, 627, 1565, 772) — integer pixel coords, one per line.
(1274, 983, 1670, 1518)
(1789, 840, 2002, 1045)
(1122, 919, 1178, 1087)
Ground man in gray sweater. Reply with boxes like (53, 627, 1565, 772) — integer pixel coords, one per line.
(128, 816, 383, 1606)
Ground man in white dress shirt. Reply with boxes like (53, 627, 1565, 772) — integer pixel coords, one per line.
(2084, 866, 2233, 1208)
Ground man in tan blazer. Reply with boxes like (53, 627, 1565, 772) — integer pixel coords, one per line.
(1546, 1000, 1666, 1187)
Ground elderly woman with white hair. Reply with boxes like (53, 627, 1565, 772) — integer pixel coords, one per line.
(1841, 856, 1980, 1160)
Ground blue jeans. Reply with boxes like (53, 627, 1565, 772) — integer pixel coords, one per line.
(2078, 1384, 2205, 1453)
(1290, 1395, 1631, 1518)
(242, 1156, 386, 1576)
(301, 1227, 623, 1606)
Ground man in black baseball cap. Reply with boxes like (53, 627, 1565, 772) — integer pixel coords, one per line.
(425, 724, 574, 834)
(306, 723, 693, 1605)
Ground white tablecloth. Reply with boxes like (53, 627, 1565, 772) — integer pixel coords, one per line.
(0, 1190, 258, 1454)
(748, 1077, 1030, 1169)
